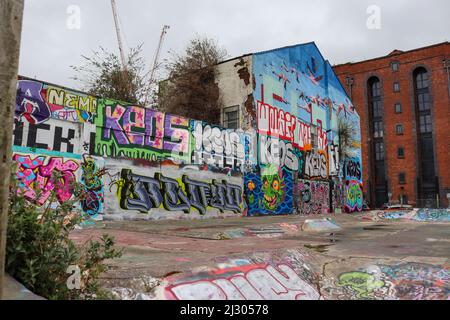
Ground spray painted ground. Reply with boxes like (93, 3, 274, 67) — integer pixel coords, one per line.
(361, 208, 450, 222)
(70, 212, 450, 300)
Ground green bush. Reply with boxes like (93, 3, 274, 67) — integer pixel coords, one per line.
(6, 170, 122, 300)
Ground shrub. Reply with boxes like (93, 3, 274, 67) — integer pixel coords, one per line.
(5, 169, 122, 300)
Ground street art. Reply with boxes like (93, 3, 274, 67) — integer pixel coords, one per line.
(331, 180, 345, 212)
(378, 263, 449, 300)
(80, 155, 105, 216)
(95, 100, 191, 162)
(257, 101, 312, 151)
(191, 120, 248, 172)
(244, 165, 293, 216)
(16, 80, 51, 124)
(345, 158, 362, 181)
(116, 169, 243, 215)
(16, 79, 97, 125)
(412, 209, 450, 222)
(13, 119, 79, 154)
(327, 262, 449, 300)
(13, 149, 80, 206)
(328, 143, 339, 177)
(304, 150, 328, 179)
(258, 135, 304, 172)
(345, 180, 363, 212)
(261, 165, 285, 211)
(12, 42, 364, 220)
(164, 263, 320, 300)
(337, 271, 386, 299)
(296, 179, 330, 215)
(45, 85, 97, 123)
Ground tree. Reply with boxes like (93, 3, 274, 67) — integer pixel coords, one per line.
(0, 0, 24, 299)
(71, 45, 151, 105)
(159, 36, 228, 124)
(338, 117, 359, 161)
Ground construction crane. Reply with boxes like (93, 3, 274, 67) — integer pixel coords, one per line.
(144, 25, 170, 106)
(110, 0, 127, 71)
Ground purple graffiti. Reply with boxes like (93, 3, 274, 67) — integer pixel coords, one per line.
(16, 80, 51, 124)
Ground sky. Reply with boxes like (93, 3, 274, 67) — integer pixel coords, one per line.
(19, 0, 450, 89)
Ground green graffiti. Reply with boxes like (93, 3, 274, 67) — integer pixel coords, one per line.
(337, 271, 385, 299)
(260, 164, 284, 211)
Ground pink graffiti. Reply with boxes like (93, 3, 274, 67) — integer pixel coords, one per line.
(14, 154, 79, 205)
(164, 264, 319, 300)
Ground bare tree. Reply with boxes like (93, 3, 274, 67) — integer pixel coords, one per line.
(0, 0, 24, 299)
(71, 45, 151, 105)
(159, 36, 228, 123)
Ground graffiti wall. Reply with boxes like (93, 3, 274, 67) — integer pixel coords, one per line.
(103, 158, 244, 220)
(296, 179, 330, 215)
(160, 249, 321, 300)
(245, 42, 362, 215)
(324, 262, 449, 300)
(13, 43, 362, 220)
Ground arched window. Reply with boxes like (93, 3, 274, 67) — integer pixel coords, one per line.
(367, 77, 387, 207)
(414, 67, 437, 202)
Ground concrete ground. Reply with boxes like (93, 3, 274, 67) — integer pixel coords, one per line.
(70, 211, 450, 300)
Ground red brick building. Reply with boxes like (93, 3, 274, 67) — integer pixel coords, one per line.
(334, 42, 450, 208)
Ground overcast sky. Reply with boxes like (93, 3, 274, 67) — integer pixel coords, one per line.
(19, 0, 450, 89)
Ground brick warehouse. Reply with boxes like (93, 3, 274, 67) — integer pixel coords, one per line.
(333, 42, 450, 209)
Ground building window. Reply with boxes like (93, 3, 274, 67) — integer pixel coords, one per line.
(395, 103, 402, 114)
(399, 172, 406, 184)
(419, 114, 433, 133)
(397, 147, 405, 159)
(223, 106, 239, 129)
(391, 62, 399, 72)
(375, 141, 384, 161)
(393, 82, 400, 92)
(414, 67, 437, 199)
(373, 121, 384, 138)
(395, 124, 404, 135)
(368, 76, 387, 208)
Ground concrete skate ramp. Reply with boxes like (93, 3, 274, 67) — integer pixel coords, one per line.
(148, 249, 449, 300)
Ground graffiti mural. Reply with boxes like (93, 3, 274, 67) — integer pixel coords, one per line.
(13, 118, 80, 154)
(16, 80, 52, 125)
(16, 79, 97, 125)
(296, 179, 330, 215)
(331, 179, 345, 212)
(13, 147, 80, 206)
(95, 100, 191, 162)
(80, 155, 105, 217)
(345, 180, 363, 212)
(304, 150, 328, 180)
(191, 120, 250, 173)
(12, 42, 363, 220)
(164, 263, 320, 300)
(244, 165, 293, 216)
(412, 209, 450, 222)
(326, 262, 449, 300)
(116, 169, 243, 215)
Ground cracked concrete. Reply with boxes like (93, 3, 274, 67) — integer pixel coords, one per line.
(70, 211, 450, 300)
